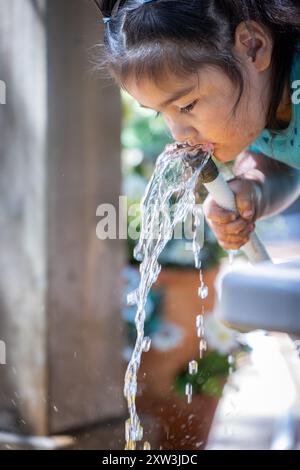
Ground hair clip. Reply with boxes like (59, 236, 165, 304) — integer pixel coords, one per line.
(102, 0, 157, 24)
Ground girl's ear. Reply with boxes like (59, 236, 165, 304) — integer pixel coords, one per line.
(233, 21, 273, 72)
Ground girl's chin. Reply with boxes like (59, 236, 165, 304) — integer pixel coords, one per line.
(213, 146, 238, 163)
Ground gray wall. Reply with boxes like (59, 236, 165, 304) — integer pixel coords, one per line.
(0, 0, 125, 435)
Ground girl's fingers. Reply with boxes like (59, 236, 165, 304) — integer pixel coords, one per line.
(228, 178, 257, 221)
(204, 198, 237, 224)
(218, 232, 250, 244)
(213, 218, 252, 235)
(218, 234, 251, 250)
(203, 177, 258, 251)
(215, 228, 252, 244)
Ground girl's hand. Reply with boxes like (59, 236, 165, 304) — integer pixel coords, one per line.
(203, 178, 262, 251)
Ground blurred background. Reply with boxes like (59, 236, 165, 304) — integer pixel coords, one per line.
(0, 0, 300, 451)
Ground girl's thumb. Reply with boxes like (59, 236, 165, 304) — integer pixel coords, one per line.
(229, 178, 255, 221)
(242, 208, 254, 220)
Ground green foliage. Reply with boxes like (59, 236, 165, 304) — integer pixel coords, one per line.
(174, 351, 233, 398)
(122, 91, 172, 163)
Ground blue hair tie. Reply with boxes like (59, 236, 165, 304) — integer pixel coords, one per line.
(102, 0, 157, 24)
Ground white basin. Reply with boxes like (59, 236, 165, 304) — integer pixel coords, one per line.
(216, 260, 300, 334)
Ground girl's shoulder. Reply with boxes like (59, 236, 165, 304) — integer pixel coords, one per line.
(248, 44, 300, 169)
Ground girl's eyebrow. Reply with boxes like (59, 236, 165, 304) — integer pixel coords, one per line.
(139, 84, 197, 110)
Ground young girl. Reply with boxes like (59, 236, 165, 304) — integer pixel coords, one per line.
(94, 0, 300, 251)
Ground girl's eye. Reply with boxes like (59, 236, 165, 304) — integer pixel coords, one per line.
(155, 99, 198, 118)
(180, 100, 198, 114)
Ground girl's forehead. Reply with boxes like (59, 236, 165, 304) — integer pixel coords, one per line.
(125, 63, 233, 93)
(123, 66, 230, 106)
(125, 72, 196, 90)
(124, 74, 199, 103)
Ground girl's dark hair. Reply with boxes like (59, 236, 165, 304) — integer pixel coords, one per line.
(94, 0, 300, 130)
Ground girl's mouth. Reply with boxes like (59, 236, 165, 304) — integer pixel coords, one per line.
(176, 141, 215, 154)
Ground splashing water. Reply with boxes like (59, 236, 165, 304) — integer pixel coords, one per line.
(124, 142, 213, 450)
(185, 383, 193, 404)
(189, 360, 198, 376)
(196, 314, 204, 328)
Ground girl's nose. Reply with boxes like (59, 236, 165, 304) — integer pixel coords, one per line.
(167, 120, 199, 144)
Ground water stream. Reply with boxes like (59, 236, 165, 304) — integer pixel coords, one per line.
(124, 142, 213, 450)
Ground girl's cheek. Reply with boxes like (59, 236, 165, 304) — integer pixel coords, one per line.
(201, 109, 234, 141)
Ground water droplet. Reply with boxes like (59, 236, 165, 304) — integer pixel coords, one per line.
(125, 418, 143, 442)
(228, 355, 234, 365)
(125, 420, 133, 442)
(136, 423, 144, 441)
(189, 360, 198, 375)
(125, 440, 136, 450)
(127, 290, 138, 306)
(198, 285, 208, 299)
(196, 314, 204, 328)
(142, 337, 151, 352)
(127, 394, 135, 407)
(185, 383, 193, 403)
(143, 441, 151, 450)
(124, 380, 137, 398)
(199, 338, 207, 358)
(194, 257, 202, 270)
(197, 326, 205, 338)
(133, 246, 143, 262)
(53, 405, 58, 413)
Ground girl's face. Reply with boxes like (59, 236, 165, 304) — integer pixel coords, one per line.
(123, 22, 276, 162)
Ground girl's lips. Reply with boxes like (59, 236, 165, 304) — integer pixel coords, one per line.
(187, 140, 214, 147)
(201, 143, 215, 152)
(189, 143, 215, 154)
